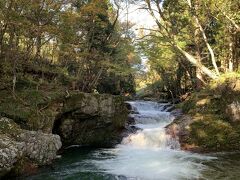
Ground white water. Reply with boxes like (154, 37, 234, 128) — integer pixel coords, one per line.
(92, 101, 215, 180)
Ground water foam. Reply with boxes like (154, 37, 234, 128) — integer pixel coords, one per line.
(91, 101, 215, 180)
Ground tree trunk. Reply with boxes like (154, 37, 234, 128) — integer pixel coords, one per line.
(36, 34, 42, 58)
(194, 27, 206, 89)
(229, 41, 234, 72)
(186, 0, 220, 75)
(194, 16, 220, 75)
(13, 58, 16, 93)
(0, 24, 8, 56)
(145, 0, 218, 80)
(8, 28, 16, 93)
(233, 31, 240, 71)
(175, 45, 217, 79)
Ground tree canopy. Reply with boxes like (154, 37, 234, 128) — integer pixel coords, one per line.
(136, 0, 239, 98)
(0, 0, 140, 95)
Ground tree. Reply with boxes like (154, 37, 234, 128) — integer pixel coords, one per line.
(142, 0, 220, 79)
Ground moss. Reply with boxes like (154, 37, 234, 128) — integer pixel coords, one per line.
(209, 72, 240, 90)
(180, 97, 196, 113)
(0, 118, 21, 137)
(0, 88, 67, 132)
(178, 74, 240, 152)
(189, 115, 240, 151)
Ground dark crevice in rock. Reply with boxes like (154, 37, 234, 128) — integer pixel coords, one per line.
(0, 92, 129, 177)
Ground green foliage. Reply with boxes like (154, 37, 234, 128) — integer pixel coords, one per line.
(179, 74, 240, 151)
(137, 0, 239, 98)
(190, 116, 240, 151)
(0, 0, 139, 95)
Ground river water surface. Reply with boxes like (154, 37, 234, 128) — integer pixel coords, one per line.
(27, 101, 240, 180)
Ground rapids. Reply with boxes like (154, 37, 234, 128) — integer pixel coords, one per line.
(91, 101, 215, 180)
(28, 100, 233, 180)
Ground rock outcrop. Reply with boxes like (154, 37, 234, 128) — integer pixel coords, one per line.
(0, 91, 128, 177)
(166, 75, 240, 152)
(226, 101, 240, 122)
(166, 115, 202, 152)
(0, 117, 62, 177)
(53, 93, 128, 147)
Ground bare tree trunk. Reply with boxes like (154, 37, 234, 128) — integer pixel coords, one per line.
(36, 34, 42, 58)
(0, 0, 13, 56)
(145, 0, 218, 80)
(229, 41, 234, 72)
(187, 0, 220, 76)
(0, 24, 8, 56)
(195, 53, 205, 90)
(88, 67, 104, 91)
(234, 32, 240, 71)
(13, 58, 16, 93)
(8, 28, 16, 94)
(194, 28, 206, 89)
(195, 17, 220, 75)
(175, 45, 217, 79)
(222, 11, 240, 32)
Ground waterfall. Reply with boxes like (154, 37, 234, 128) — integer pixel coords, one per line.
(123, 101, 179, 149)
(91, 101, 215, 180)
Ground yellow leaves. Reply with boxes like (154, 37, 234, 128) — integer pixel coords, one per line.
(127, 52, 137, 64)
(196, 129, 207, 138)
(80, 0, 108, 17)
(196, 98, 210, 106)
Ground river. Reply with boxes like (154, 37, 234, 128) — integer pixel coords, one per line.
(26, 101, 240, 180)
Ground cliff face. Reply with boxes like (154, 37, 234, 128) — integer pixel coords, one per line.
(0, 91, 128, 177)
(166, 75, 240, 152)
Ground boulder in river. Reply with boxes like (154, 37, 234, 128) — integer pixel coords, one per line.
(0, 91, 128, 177)
(53, 93, 128, 147)
(0, 117, 62, 177)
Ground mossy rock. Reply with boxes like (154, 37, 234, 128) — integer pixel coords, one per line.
(189, 115, 240, 151)
(174, 74, 240, 152)
(0, 89, 66, 132)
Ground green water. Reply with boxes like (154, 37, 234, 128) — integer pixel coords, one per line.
(24, 147, 115, 180)
(202, 152, 240, 179)
(24, 147, 240, 180)
(24, 101, 240, 180)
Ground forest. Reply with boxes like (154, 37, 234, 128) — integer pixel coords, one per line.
(0, 0, 240, 179)
(0, 0, 239, 99)
(136, 0, 240, 99)
(0, 0, 140, 96)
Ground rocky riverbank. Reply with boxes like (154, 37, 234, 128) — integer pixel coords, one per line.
(0, 90, 128, 177)
(166, 74, 240, 152)
(0, 117, 62, 177)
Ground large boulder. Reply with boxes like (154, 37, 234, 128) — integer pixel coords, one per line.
(0, 117, 62, 176)
(166, 115, 202, 152)
(53, 93, 128, 147)
(0, 91, 128, 177)
(0, 90, 128, 148)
